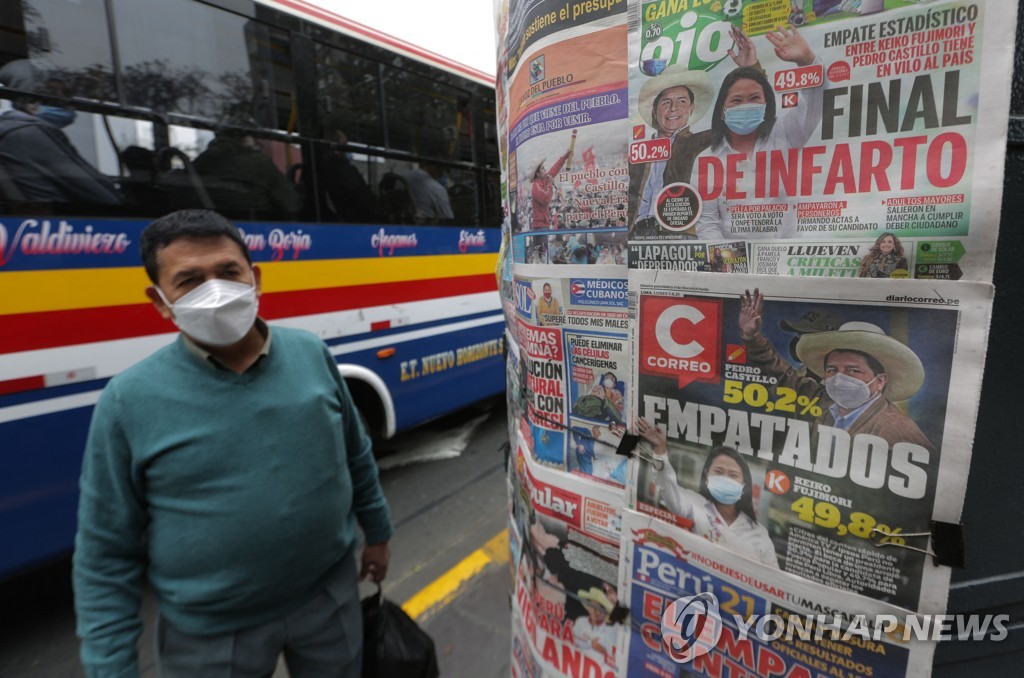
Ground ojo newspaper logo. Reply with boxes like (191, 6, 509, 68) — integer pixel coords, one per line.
(661, 591, 723, 664)
(639, 295, 722, 388)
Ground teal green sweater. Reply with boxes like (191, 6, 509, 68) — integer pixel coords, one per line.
(73, 327, 393, 677)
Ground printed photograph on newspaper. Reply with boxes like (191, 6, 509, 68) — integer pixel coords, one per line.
(625, 0, 1016, 280)
(627, 270, 992, 613)
(510, 435, 628, 676)
(508, 15, 631, 264)
(619, 508, 936, 678)
(515, 265, 633, 485)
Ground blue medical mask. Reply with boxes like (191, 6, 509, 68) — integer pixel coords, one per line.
(723, 103, 765, 135)
(706, 476, 745, 505)
(37, 105, 76, 128)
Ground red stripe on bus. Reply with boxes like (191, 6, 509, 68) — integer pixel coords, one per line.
(0, 274, 497, 354)
(0, 375, 46, 396)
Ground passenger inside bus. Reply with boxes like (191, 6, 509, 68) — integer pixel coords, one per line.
(316, 129, 381, 224)
(0, 59, 122, 208)
(190, 129, 302, 219)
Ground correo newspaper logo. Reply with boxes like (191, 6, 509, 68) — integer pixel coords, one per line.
(639, 295, 722, 388)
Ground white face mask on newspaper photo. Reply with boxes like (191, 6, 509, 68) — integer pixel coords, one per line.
(824, 372, 879, 410)
(157, 277, 259, 347)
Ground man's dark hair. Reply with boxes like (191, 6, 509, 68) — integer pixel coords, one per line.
(824, 348, 886, 379)
(140, 209, 251, 283)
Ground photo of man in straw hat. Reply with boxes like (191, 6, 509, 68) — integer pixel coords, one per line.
(739, 289, 934, 452)
(628, 26, 762, 238)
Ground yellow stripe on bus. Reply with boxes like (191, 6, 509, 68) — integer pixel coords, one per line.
(0, 253, 497, 315)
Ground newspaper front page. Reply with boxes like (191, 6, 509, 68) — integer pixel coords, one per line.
(625, 0, 1015, 281)
(628, 270, 992, 613)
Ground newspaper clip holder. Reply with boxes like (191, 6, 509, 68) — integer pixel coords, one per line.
(614, 434, 664, 470)
(870, 521, 966, 569)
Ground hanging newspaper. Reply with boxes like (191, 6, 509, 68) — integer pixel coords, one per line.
(506, 0, 632, 265)
(510, 434, 629, 676)
(628, 270, 992, 613)
(626, 0, 1016, 281)
(514, 265, 633, 486)
(620, 509, 938, 677)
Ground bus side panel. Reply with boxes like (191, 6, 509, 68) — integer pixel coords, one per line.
(335, 319, 506, 432)
(0, 406, 92, 576)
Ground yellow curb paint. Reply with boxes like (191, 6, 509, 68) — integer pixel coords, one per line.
(402, 529, 509, 621)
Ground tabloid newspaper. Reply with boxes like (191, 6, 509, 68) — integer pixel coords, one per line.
(627, 270, 992, 613)
(505, 0, 632, 267)
(619, 508, 936, 678)
(510, 434, 628, 677)
(623, 0, 1015, 281)
(514, 264, 633, 486)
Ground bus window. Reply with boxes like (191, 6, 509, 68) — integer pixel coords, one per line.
(315, 44, 383, 148)
(3, 0, 116, 102)
(382, 68, 472, 163)
(312, 141, 384, 224)
(162, 124, 304, 220)
(110, 0, 297, 132)
(481, 95, 500, 170)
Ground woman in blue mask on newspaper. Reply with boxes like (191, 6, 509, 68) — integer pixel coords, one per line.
(634, 417, 779, 568)
(692, 25, 822, 241)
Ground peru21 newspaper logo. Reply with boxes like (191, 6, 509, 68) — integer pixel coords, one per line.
(639, 295, 723, 388)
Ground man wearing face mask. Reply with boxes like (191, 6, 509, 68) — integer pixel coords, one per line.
(0, 59, 121, 205)
(738, 288, 934, 452)
(73, 210, 391, 677)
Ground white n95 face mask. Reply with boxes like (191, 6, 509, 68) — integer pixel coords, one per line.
(158, 278, 258, 347)
(824, 372, 878, 410)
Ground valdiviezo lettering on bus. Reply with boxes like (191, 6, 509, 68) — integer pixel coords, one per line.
(627, 269, 993, 613)
(625, 0, 1017, 281)
(0, 218, 134, 268)
(621, 509, 938, 678)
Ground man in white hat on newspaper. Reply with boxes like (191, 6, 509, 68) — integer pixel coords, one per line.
(739, 289, 934, 452)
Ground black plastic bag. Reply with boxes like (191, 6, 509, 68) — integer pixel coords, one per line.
(361, 585, 440, 678)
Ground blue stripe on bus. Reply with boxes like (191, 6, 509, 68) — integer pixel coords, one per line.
(0, 218, 500, 271)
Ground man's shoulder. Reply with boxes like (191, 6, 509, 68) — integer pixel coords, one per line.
(102, 340, 185, 400)
(270, 325, 327, 351)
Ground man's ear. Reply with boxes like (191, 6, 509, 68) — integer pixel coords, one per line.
(145, 286, 173, 321)
(253, 265, 262, 297)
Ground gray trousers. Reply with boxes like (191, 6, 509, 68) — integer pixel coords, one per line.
(156, 558, 362, 678)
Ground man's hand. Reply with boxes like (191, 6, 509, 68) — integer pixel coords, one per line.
(727, 25, 758, 68)
(765, 24, 815, 67)
(360, 541, 390, 583)
(634, 417, 668, 456)
(739, 288, 764, 341)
